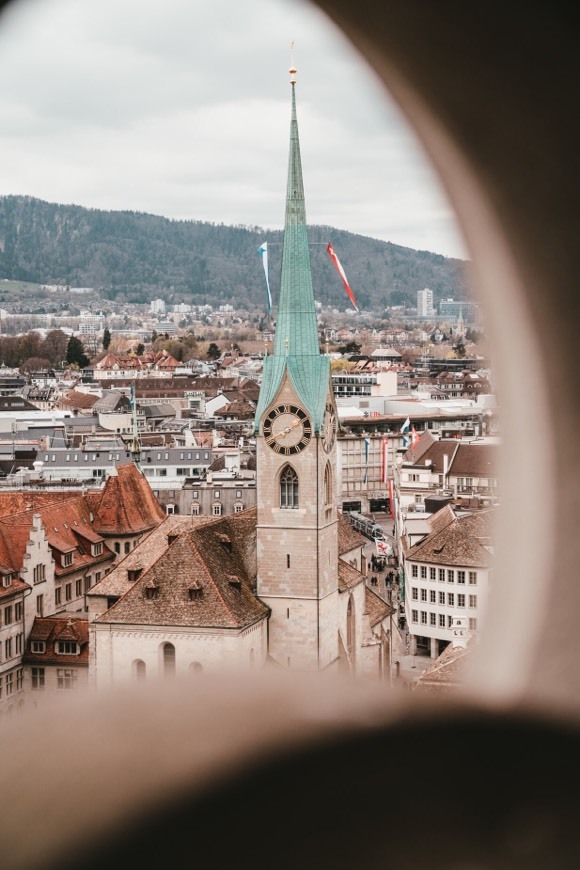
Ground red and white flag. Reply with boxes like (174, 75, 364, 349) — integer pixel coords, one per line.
(327, 242, 359, 311)
(376, 539, 391, 557)
(381, 437, 389, 484)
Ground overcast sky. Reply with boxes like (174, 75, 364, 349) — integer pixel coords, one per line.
(0, 0, 468, 260)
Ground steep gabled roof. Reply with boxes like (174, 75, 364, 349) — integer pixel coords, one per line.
(338, 559, 364, 591)
(0, 493, 113, 576)
(94, 509, 266, 629)
(90, 463, 166, 535)
(404, 507, 496, 568)
(88, 515, 217, 599)
(402, 429, 438, 463)
(403, 438, 459, 472)
(22, 616, 89, 666)
(338, 512, 365, 555)
(450, 442, 498, 477)
(413, 641, 473, 694)
(364, 586, 393, 628)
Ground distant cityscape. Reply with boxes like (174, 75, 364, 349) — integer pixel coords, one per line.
(0, 73, 495, 715)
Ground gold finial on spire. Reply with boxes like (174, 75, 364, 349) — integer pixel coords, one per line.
(289, 40, 296, 83)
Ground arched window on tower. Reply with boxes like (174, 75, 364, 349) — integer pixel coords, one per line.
(280, 465, 299, 509)
(324, 462, 333, 505)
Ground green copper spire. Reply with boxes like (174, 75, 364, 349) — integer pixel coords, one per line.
(254, 67, 330, 433)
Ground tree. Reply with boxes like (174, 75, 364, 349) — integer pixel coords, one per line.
(136, 342, 145, 356)
(454, 340, 467, 359)
(102, 327, 112, 350)
(206, 342, 221, 360)
(20, 357, 52, 373)
(39, 329, 69, 367)
(66, 335, 90, 368)
(338, 340, 361, 354)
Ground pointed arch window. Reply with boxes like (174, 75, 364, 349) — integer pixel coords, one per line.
(324, 462, 333, 505)
(280, 465, 299, 509)
(346, 595, 355, 655)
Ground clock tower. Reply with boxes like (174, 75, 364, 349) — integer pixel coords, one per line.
(254, 64, 339, 670)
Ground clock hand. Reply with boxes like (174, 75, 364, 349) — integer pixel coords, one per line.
(275, 418, 303, 440)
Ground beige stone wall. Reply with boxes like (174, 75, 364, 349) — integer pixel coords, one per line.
(256, 378, 339, 670)
(90, 620, 268, 687)
(22, 514, 56, 624)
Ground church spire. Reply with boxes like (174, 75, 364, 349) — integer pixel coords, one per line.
(254, 61, 330, 432)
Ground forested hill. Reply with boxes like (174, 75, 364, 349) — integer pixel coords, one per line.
(0, 195, 471, 311)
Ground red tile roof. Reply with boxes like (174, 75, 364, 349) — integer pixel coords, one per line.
(90, 463, 166, 535)
(22, 615, 89, 666)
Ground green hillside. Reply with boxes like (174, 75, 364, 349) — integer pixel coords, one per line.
(0, 195, 471, 311)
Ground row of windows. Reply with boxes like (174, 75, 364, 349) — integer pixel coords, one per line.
(411, 588, 478, 608)
(44, 451, 211, 463)
(190, 504, 245, 516)
(0, 668, 23, 698)
(30, 667, 78, 690)
(410, 610, 478, 630)
(1, 603, 23, 627)
(31, 641, 79, 656)
(191, 490, 244, 500)
(411, 565, 478, 584)
(54, 572, 101, 606)
(1, 634, 23, 662)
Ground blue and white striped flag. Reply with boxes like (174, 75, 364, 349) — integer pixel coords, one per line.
(257, 242, 272, 312)
(400, 416, 411, 448)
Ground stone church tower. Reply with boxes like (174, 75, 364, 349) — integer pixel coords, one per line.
(255, 65, 339, 670)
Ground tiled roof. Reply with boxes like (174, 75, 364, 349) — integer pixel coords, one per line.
(90, 463, 166, 535)
(364, 586, 393, 627)
(94, 509, 267, 629)
(88, 515, 218, 598)
(450, 443, 498, 477)
(403, 439, 459, 472)
(92, 391, 131, 414)
(218, 400, 256, 418)
(338, 559, 364, 591)
(0, 492, 78, 519)
(413, 642, 473, 694)
(22, 615, 89, 666)
(0, 576, 30, 599)
(402, 430, 437, 463)
(337, 512, 365, 555)
(58, 390, 99, 410)
(404, 508, 496, 568)
(0, 493, 114, 576)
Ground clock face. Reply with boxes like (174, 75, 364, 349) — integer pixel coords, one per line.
(263, 404, 312, 455)
(321, 402, 336, 453)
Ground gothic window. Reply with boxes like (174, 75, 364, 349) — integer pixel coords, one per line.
(346, 595, 355, 655)
(280, 465, 299, 509)
(324, 462, 332, 505)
